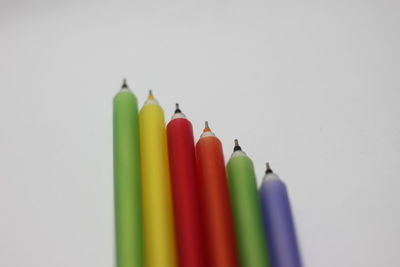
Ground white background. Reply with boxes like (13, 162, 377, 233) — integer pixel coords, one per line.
(1, 1, 399, 266)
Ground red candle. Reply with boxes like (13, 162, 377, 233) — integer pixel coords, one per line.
(195, 122, 240, 267)
(167, 104, 207, 267)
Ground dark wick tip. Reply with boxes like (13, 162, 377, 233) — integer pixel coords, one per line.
(122, 78, 128, 88)
(233, 139, 242, 151)
(174, 103, 182, 114)
(265, 162, 273, 174)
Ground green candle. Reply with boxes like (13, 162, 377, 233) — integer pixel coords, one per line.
(227, 140, 271, 267)
(113, 80, 144, 267)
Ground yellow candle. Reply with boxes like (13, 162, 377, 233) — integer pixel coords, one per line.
(139, 90, 177, 267)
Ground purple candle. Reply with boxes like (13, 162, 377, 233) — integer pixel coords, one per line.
(259, 163, 302, 267)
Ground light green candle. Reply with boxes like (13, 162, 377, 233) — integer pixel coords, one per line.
(113, 80, 143, 267)
(227, 140, 271, 267)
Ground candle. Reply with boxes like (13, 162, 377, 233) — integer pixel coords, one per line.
(113, 80, 144, 267)
(259, 163, 302, 267)
(139, 91, 177, 267)
(166, 104, 207, 267)
(195, 122, 240, 267)
(226, 140, 271, 267)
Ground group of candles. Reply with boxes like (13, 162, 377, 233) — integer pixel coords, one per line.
(113, 80, 302, 267)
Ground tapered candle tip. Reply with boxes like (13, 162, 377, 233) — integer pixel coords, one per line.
(174, 103, 182, 114)
(202, 121, 211, 132)
(121, 78, 128, 88)
(233, 139, 242, 151)
(148, 89, 155, 100)
(265, 162, 273, 174)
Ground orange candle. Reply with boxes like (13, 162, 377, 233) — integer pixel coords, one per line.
(195, 122, 240, 267)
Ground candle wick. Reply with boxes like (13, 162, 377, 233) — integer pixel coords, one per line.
(265, 162, 273, 174)
(174, 103, 182, 114)
(122, 78, 128, 88)
(233, 139, 242, 151)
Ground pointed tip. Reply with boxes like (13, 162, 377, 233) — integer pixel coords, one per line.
(148, 89, 155, 99)
(203, 121, 211, 132)
(174, 103, 182, 114)
(265, 162, 273, 174)
(121, 78, 128, 88)
(233, 139, 242, 151)
(200, 120, 217, 138)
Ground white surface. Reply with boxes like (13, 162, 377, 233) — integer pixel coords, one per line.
(1, 1, 399, 266)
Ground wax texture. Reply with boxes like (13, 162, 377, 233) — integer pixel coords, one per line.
(167, 118, 207, 267)
(227, 154, 271, 267)
(196, 136, 240, 267)
(139, 102, 177, 267)
(259, 176, 302, 267)
(113, 90, 144, 267)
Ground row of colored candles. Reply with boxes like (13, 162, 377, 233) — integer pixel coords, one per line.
(113, 80, 302, 267)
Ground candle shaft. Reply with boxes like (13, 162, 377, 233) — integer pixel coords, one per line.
(195, 126, 240, 267)
(227, 145, 270, 267)
(139, 94, 177, 267)
(259, 168, 302, 267)
(167, 110, 207, 267)
(113, 86, 143, 267)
